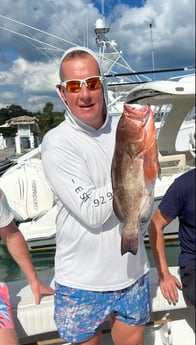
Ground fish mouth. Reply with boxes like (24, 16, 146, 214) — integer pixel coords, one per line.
(123, 104, 149, 122)
(123, 112, 147, 124)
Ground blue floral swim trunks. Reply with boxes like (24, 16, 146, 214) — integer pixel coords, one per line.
(54, 272, 151, 343)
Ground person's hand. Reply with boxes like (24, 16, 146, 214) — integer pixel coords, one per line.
(159, 272, 182, 305)
(29, 277, 54, 304)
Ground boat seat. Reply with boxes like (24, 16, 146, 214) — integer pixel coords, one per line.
(158, 153, 186, 174)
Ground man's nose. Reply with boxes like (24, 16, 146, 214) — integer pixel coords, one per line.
(80, 83, 91, 95)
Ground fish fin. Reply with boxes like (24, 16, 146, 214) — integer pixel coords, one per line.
(113, 200, 124, 222)
(143, 149, 160, 181)
(143, 159, 157, 180)
(121, 232, 138, 256)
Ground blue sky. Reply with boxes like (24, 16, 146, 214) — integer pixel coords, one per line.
(0, 0, 195, 112)
(94, 0, 145, 14)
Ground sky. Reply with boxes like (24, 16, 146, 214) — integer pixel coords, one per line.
(0, 0, 195, 113)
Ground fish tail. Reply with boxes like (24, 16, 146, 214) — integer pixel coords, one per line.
(121, 232, 138, 256)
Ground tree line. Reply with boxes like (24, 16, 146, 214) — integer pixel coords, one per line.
(0, 102, 64, 140)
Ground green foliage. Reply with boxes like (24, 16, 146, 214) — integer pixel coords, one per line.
(0, 103, 64, 139)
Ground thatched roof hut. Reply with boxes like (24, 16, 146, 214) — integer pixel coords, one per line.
(5, 116, 40, 132)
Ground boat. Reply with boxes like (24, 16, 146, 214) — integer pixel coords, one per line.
(0, 146, 57, 251)
(0, 15, 195, 345)
(0, 71, 194, 251)
(1, 75, 195, 344)
(1, 78, 195, 345)
(8, 266, 195, 345)
(0, 157, 16, 176)
(125, 74, 195, 199)
(0, 15, 195, 251)
(0, 87, 195, 251)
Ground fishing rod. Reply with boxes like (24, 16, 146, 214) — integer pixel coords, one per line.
(0, 14, 78, 48)
(107, 81, 149, 86)
(105, 66, 195, 78)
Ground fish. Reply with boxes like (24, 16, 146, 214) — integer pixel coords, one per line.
(111, 103, 161, 255)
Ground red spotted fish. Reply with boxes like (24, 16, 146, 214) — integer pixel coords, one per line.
(111, 104, 161, 255)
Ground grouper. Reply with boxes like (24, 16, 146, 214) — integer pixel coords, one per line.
(111, 104, 161, 255)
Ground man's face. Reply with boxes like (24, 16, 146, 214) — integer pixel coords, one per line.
(59, 55, 105, 129)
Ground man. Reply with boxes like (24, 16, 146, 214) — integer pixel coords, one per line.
(41, 46, 152, 345)
(148, 168, 195, 308)
(0, 188, 54, 345)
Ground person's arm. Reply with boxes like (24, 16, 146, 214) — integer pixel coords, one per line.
(148, 208, 182, 304)
(41, 141, 114, 228)
(0, 222, 54, 304)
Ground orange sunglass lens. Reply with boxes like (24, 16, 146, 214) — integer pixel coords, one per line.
(66, 81, 81, 92)
(87, 78, 102, 89)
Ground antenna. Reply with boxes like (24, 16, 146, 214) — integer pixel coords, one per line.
(94, 18, 151, 82)
(101, 0, 105, 20)
(0, 14, 78, 51)
(149, 23, 155, 80)
(94, 18, 110, 49)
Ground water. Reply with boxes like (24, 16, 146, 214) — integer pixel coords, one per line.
(0, 245, 55, 282)
(0, 242, 180, 282)
(146, 241, 180, 267)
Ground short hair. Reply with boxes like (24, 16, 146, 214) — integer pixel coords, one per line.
(60, 50, 95, 81)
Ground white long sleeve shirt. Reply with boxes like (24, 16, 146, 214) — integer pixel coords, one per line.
(41, 113, 150, 291)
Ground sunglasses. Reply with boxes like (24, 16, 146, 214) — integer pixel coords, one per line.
(60, 76, 103, 93)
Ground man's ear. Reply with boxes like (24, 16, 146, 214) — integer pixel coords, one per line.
(56, 84, 67, 103)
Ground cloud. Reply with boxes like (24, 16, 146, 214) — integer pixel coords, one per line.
(0, 0, 195, 112)
(0, 91, 16, 110)
(108, 0, 195, 69)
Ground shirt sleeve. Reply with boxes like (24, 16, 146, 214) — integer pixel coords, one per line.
(41, 144, 114, 229)
(158, 180, 182, 219)
(0, 190, 14, 227)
